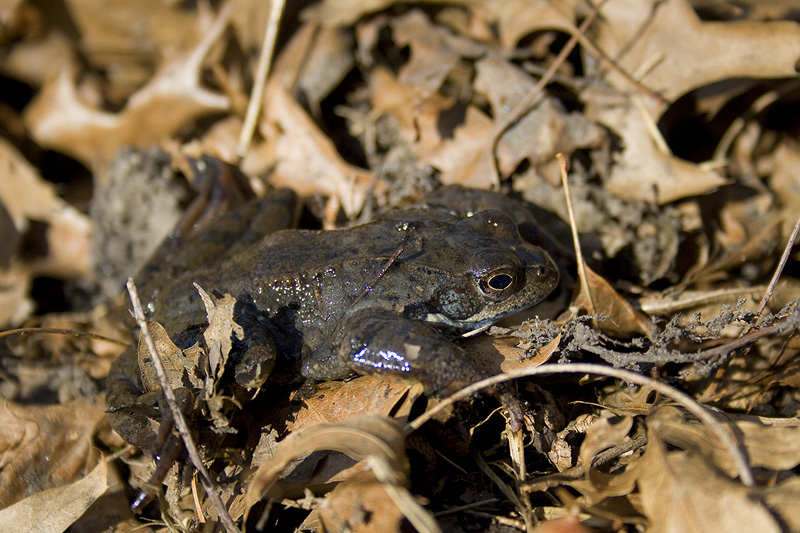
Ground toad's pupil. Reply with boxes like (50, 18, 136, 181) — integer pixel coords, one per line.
(488, 274, 513, 290)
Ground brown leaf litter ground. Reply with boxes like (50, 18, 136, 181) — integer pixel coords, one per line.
(1, 1, 800, 531)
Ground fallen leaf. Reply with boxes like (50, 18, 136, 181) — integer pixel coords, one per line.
(305, 0, 579, 49)
(271, 23, 355, 116)
(682, 216, 782, 286)
(0, 265, 32, 327)
(283, 376, 422, 436)
(586, 96, 728, 204)
(318, 478, 412, 533)
(0, 138, 92, 280)
(136, 321, 198, 393)
(572, 261, 655, 338)
(23, 7, 231, 166)
(369, 66, 455, 156)
(0, 397, 106, 509)
(392, 9, 484, 93)
(595, 0, 800, 106)
(530, 515, 596, 533)
(470, 0, 578, 48)
(251, 82, 372, 217)
(649, 406, 800, 477)
(0, 459, 107, 533)
(428, 104, 497, 188)
(496, 97, 604, 177)
(245, 415, 409, 507)
(762, 477, 800, 532)
(637, 428, 780, 533)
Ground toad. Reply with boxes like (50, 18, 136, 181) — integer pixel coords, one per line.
(106, 186, 559, 449)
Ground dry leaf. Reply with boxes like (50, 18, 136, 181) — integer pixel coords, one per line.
(392, 9, 484, 93)
(319, 478, 412, 533)
(0, 460, 107, 533)
(637, 429, 780, 533)
(586, 97, 728, 204)
(682, 216, 782, 286)
(0, 265, 32, 327)
(428, 104, 497, 188)
(246, 415, 408, 508)
(572, 261, 655, 338)
(471, 0, 578, 48)
(530, 515, 595, 533)
(251, 82, 372, 217)
(496, 98, 604, 177)
(23, 8, 231, 166)
(770, 141, 800, 242)
(198, 288, 241, 386)
(369, 66, 455, 156)
(649, 406, 800, 477)
(762, 477, 800, 532)
(271, 23, 355, 115)
(562, 415, 640, 505)
(0, 138, 92, 279)
(305, 0, 578, 49)
(595, 0, 800, 105)
(0, 397, 106, 509)
(286, 376, 422, 431)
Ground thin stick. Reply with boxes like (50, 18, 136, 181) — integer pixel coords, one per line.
(754, 212, 800, 319)
(350, 244, 405, 309)
(405, 362, 754, 487)
(237, 0, 286, 158)
(494, 0, 607, 135)
(126, 279, 240, 533)
(557, 153, 592, 309)
(0, 327, 127, 345)
(573, 30, 666, 104)
(703, 212, 800, 399)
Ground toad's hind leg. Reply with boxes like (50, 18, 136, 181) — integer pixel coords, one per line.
(136, 186, 300, 299)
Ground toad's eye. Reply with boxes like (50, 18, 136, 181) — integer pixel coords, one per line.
(479, 268, 517, 299)
(472, 250, 521, 300)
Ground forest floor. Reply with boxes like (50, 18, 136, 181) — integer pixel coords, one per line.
(1, 1, 800, 531)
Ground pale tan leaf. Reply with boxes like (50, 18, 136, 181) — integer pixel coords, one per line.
(303, 0, 399, 26)
(305, 0, 579, 51)
(0, 398, 106, 509)
(23, 9, 231, 167)
(471, 0, 578, 48)
(638, 430, 780, 533)
(496, 98, 604, 176)
(589, 98, 728, 204)
(136, 321, 197, 393)
(0, 266, 32, 326)
(573, 261, 655, 338)
(596, 0, 800, 104)
(427, 105, 497, 188)
(0, 460, 107, 533)
(246, 415, 408, 508)
(392, 9, 483, 93)
(285, 376, 421, 431)
(255, 83, 372, 217)
(369, 67, 454, 156)
(650, 406, 800, 477)
(763, 477, 800, 532)
(319, 479, 414, 533)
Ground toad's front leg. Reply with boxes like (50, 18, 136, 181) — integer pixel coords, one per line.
(336, 310, 523, 428)
(337, 309, 481, 394)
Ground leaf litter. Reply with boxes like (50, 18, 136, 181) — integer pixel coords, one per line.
(1, 0, 800, 531)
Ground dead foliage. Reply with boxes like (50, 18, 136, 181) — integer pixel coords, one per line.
(0, 0, 800, 531)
